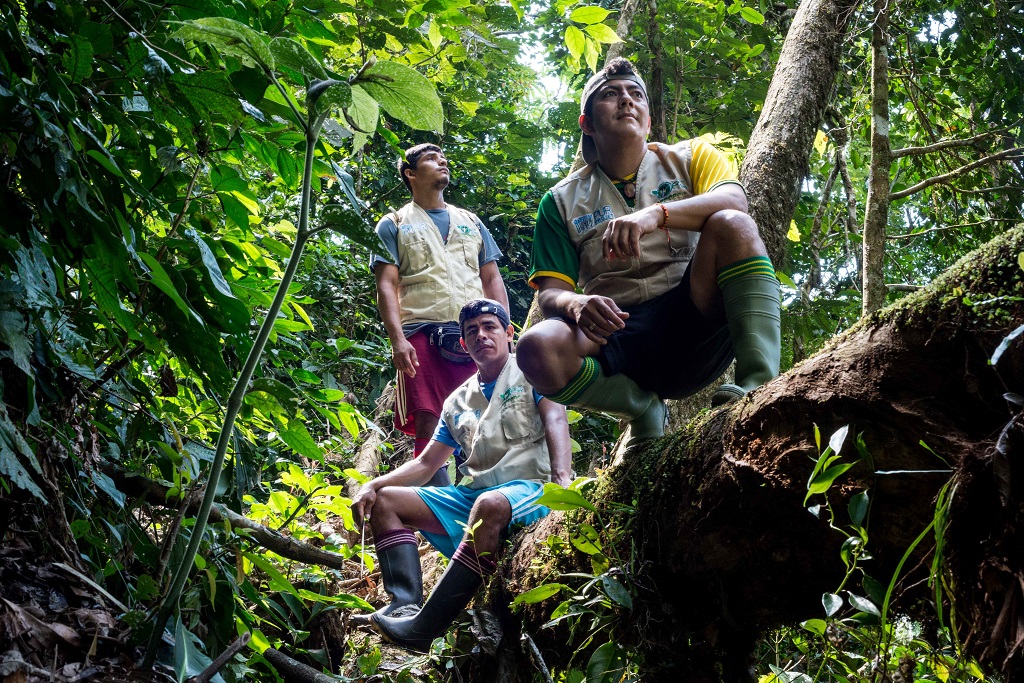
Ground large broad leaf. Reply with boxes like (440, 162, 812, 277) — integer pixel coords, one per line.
(279, 420, 323, 461)
(569, 6, 613, 24)
(169, 71, 244, 122)
(512, 583, 567, 606)
(269, 37, 326, 81)
(0, 405, 44, 501)
(170, 17, 273, 71)
(308, 79, 352, 119)
(564, 25, 585, 60)
(184, 229, 235, 300)
(138, 253, 204, 325)
(586, 641, 627, 683)
(318, 205, 378, 251)
(535, 482, 597, 512)
(355, 60, 443, 133)
(174, 618, 225, 683)
(583, 23, 622, 45)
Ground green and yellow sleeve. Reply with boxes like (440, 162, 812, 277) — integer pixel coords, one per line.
(528, 192, 578, 290)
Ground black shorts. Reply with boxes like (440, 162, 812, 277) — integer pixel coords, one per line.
(597, 265, 733, 399)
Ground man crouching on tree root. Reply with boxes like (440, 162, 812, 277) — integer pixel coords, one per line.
(517, 58, 782, 446)
(350, 299, 573, 652)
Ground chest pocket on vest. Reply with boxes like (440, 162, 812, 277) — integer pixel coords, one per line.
(500, 397, 542, 442)
(450, 224, 481, 272)
(399, 223, 433, 275)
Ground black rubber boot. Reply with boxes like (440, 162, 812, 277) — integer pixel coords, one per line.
(370, 559, 483, 652)
(351, 541, 423, 625)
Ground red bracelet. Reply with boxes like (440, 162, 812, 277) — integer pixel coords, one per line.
(656, 203, 670, 245)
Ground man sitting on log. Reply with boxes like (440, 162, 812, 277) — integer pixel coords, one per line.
(350, 299, 572, 652)
(517, 58, 781, 444)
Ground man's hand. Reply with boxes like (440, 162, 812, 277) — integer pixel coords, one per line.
(391, 337, 419, 377)
(351, 484, 377, 528)
(566, 293, 629, 345)
(601, 205, 662, 261)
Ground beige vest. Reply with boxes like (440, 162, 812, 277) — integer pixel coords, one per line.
(394, 202, 485, 324)
(442, 355, 551, 490)
(549, 141, 702, 307)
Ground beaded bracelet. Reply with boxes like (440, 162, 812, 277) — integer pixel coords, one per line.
(656, 203, 670, 245)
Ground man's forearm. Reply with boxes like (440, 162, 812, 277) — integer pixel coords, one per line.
(375, 278, 406, 344)
(664, 183, 748, 232)
(537, 286, 581, 320)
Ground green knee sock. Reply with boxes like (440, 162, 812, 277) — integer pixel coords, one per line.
(716, 256, 781, 397)
(542, 357, 665, 442)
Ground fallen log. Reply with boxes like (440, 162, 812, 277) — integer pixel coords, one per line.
(497, 225, 1024, 681)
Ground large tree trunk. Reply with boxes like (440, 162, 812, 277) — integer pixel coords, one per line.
(497, 224, 1024, 681)
(862, 0, 892, 314)
(740, 0, 861, 264)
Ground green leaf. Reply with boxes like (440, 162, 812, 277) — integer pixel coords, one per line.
(564, 25, 585, 60)
(848, 490, 869, 527)
(310, 79, 352, 119)
(805, 461, 856, 502)
(171, 17, 273, 70)
(343, 468, 371, 485)
(184, 229, 235, 300)
(318, 204, 378, 251)
(279, 420, 323, 461)
(269, 37, 327, 81)
(569, 6, 613, 23)
(294, 589, 372, 611)
(290, 368, 322, 384)
(822, 592, 843, 617)
(601, 575, 633, 609)
(586, 641, 627, 683)
(62, 36, 94, 83)
(428, 21, 443, 49)
(347, 84, 380, 150)
(801, 618, 827, 635)
(583, 23, 622, 45)
(570, 524, 602, 555)
(243, 551, 301, 598)
(174, 618, 225, 683)
(355, 60, 444, 132)
(739, 6, 765, 23)
(248, 378, 302, 414)
(847, 592, 880, 616)
(0, 405, 45, 501)
(583, 37, 600, 73)
(536, 482, 597, 512)
(138, 253, 204, 325)
(276, 148, 300, 190)
(512, 583, 567, 605)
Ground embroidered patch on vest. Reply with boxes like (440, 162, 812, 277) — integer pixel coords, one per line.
(399, 222, 431, 235)
(651, 180, 686, 201)
(571, 205, 614, 234)
(499, 385, 525, 403)
(454, 409, 482, 429)
(453, 224, 476, 236)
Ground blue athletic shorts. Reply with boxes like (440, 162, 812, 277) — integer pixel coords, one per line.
(415, 480, 550, 558)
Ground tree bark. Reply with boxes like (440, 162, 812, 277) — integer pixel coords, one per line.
(740, 0, 860, 265)
(862, 0, 892, 314)
(500, 223, 1024, 680)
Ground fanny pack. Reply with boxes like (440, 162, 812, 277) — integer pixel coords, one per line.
(428, 322, 471, 363)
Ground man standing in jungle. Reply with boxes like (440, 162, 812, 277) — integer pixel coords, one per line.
(517, 58, 781, 445)
(350, 299, 572, 651)
(371, 144, 510, 486)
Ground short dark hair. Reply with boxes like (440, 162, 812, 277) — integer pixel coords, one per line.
(583, 58, 641, 119)
(397, 143, 443, 192)
(459, 298, 510, 334)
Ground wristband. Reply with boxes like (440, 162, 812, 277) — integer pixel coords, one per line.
(656, 202, 669, 228)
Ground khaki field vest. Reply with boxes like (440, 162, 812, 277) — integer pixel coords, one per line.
(394, 202, 484, 324)
(442, 356, 551, 490)
(549, 141, 702, 307)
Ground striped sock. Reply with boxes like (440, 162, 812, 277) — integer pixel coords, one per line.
(452, 542, 497, 576)
(414, 438, 430, 458)
(542, 356, 600, 405)
(717, 255, 776, 289)
(374, 528, 417, 552)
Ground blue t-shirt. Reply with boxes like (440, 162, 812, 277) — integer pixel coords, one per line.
(432, 378, 543, 450)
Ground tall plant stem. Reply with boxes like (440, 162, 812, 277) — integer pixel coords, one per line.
(142, 127, 320, 669)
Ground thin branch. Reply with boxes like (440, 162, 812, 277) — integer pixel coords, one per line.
(187, 633, 251, 683)
(891, 131, 1000, 158)
(100, 0, 200, 71)
(890, 148, 1024, 201)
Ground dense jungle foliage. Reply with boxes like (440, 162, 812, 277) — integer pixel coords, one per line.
(0, 0, 1021, 679)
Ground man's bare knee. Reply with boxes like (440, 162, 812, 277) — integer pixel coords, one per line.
(517, 322, 569, 382)
(469, 492, 512, 531)
(704, 210, 764, 250)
